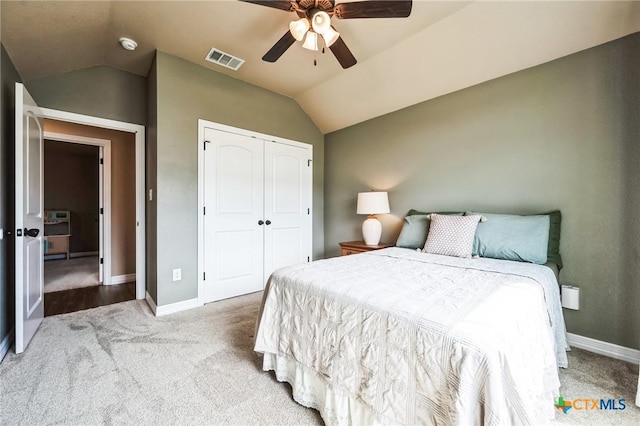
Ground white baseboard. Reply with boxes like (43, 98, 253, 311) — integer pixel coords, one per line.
(0, 328, 15, 362)
(567, 333, 640, 365)
(145, 291, 157, 315)
(154, 296, 200, 317)
(110, 273, 136, 285)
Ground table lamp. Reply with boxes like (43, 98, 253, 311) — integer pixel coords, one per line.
(357, 191, 390, 246)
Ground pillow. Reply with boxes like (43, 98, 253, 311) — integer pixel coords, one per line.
(546, 211, 563, 269)
(423, 214, 482, 258)
(468, 212, 550, 264)
(408, 209, 463, 216)
(396, 211, 464, 249)
(396, 215, 431, 249)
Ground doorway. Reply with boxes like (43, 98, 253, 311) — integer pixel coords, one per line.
(37, 108, 146, 303)
(41, 120, 136, 316)
(42, 132, 110, 295)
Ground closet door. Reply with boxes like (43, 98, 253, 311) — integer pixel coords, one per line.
(203, 129, 264, 303)
(263, 141, 312, 282)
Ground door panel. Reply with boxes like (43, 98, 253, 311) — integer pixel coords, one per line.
(203, 128, 264, 303)
(15, 83, 44, 354)
(263, 142, 312, 282)
(217, 145, 255, 214)
(26, 242, 42, 314)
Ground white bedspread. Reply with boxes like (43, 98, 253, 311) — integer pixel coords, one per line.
(255, 247, 569, 425)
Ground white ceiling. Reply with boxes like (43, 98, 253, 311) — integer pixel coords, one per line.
(2, 1, 639, 133)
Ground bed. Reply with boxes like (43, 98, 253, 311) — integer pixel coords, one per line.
(254, 246, 568, 425)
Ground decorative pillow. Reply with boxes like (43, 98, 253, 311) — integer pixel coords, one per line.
(423, 214, 482, 258)
(408, 209, 463, 217)
(396, 215, 431, 249)
(545, 210, 563, 269)
(468, 212, 550, 264)
(396, 211, 464, 249)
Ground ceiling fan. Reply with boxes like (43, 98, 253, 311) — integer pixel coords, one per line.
(241, 0, 412, 69)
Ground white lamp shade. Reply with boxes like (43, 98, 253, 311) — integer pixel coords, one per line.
(322, 26, 340, 47)
(357, 191, 390, 215)
(302, 31, 318, 51)
(311, 11, 331, 34)
(289, 18, 310, 41)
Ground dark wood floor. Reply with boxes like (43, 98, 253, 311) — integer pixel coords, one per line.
(44, 282, 136, 317)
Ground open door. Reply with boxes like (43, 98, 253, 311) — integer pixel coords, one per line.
(15, 82, 44, 354)
(98, 145, 104, 283)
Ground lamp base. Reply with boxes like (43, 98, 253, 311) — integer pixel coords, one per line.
(362, 216, 382, 246)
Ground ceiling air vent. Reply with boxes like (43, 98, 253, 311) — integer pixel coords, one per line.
(205, 48, 245, 71)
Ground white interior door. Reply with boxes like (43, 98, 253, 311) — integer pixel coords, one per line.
(98, 146, 104, 283)
(203, 128, 264, 303)
(263, 141, 312, 282)
(15, 82, 44, 354)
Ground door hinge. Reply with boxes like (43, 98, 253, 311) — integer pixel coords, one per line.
(100, 258, 104, 265)
(204, 140, 211, 150)
(203, 206, 206, 215)
(100, 158, 104, 165)
(307, 208, 310, 215)
(100, 208, 104, 214)
(307, 159, 312, 167)
(307, 256, 310, 262)
(203, 272, 206, 281)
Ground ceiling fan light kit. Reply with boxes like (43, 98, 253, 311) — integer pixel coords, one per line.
(243, 0, 412, 69)
(302, 31, 318, 51)
(322, 26, 340, 47)
(289, 18, 310, 41)
(311, 10, 331, 34)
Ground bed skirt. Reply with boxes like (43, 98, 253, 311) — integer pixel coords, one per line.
(262, 352, 388, 426)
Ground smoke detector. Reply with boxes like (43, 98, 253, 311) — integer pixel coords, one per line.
(119, 37, 138, 51)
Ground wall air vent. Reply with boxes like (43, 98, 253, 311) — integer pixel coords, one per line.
(205, 48, 245, 71)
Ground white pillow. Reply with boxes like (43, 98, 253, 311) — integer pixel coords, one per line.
(423, 214, 482, 258)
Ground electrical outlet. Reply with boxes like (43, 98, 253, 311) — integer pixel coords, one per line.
(172, 268, 182, 282)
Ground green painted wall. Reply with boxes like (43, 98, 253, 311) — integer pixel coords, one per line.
(153, 51, 324, 306)
(0, 44, 22, 351)
(26, 65, 147, 126)
(146, 55, 158, 303)
(324, 33, 640, 350)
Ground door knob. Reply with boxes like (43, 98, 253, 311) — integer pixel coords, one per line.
(265, 220, 272, 225)
(24, 228, 40, 238)
(258, 220, 264, 225)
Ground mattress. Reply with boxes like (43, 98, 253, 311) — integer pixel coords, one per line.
(255, 247, 569, 425)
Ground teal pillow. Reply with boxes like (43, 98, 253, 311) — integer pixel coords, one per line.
(546, 210, 563, 269)
(396, 211, 464, 249)
(396, 215, 431, 248)
(468, 212, 550, 264)
(408, 209, 463, 217)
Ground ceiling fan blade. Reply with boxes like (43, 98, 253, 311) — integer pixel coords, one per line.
(329, 36, 357, 69)
(333, 0, 412, 19)
(262, 31, 297, 62)
(238, 0, 297, 12)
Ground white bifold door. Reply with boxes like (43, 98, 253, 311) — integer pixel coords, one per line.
(202, 127, 312, 303)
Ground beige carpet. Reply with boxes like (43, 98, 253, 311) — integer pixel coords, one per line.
(0, 292, 638, 425)
(44, 256, 100, 293)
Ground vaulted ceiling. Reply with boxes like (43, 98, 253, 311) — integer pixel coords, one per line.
(2, 1, 639, 133)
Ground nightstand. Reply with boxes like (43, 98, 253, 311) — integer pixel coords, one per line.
(339, 240, 394, 256)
